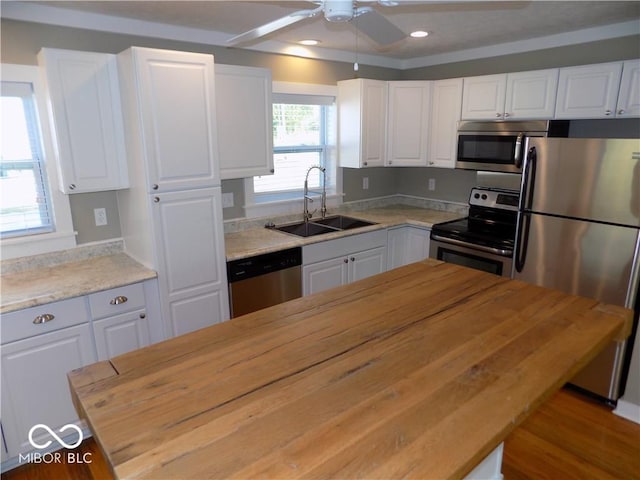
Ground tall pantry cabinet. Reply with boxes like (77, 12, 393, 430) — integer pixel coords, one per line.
(116, 47, 229, 338)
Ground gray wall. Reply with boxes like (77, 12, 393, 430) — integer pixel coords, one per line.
(3, 19, 639, 241)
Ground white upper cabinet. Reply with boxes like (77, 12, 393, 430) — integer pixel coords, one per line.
(555, 62, 623, 119)
(386, 81, 431, 167)
(462, 69, 558, 120)
(119, 47, 220, 192)
(38, 48, 128, 193)
(504, 69, 559, 119)
(216, 64, 274, 179)
(461, 74, 506, 120)
(428, 78, 463, 169)
(616, 59, 640, 117)
(338, 78, 387, 168)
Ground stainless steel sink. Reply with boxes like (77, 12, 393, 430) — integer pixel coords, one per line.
(269, 215, 377, 238)
(312, 215, 377, 230)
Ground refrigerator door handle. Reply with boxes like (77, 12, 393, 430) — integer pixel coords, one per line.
(515, 146, 537, 273)
(515, 212, 531, 273)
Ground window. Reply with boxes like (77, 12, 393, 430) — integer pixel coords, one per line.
(1, 81, 53, 237)
(244, 85, 339, 217)
(1, 64, 75, 259)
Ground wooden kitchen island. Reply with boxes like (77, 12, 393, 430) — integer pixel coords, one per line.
(69, 260, 632, 479)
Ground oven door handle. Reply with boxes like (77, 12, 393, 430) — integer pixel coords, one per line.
(431, 235, 513, 257)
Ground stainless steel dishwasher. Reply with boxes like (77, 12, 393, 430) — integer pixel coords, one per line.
(227, 247, 302, 318)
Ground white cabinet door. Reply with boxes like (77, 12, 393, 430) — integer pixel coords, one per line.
(461, 74, 506, 120)
(387, 226, 431, 270)
(93, 311, 150, 360)
(616, 59, 640, 117)
(555, 62, 623, 119)
(124, 47, 220, 191)
(151, 187, 229, 336)
(303, 257, 348, 296)
(504, 69, 558, 119)
(216, 64, 274, 179)
(38, 48, 128, 193)
(428, 78, 463, 168)
(386, 81, 431, 167)
(338, 79, 387, 168)
(349, 247, 387, 283)
(1, 324, 96, 457)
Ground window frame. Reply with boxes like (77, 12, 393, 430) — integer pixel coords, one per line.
(1, 64, 76, 260)
(243, 82, 342, 219)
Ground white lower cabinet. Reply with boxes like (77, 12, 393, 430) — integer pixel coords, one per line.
(303, 230, 387, 296)
(1, 300, 95, 458)
(0, 280, 158, 467)
(387, 226, 431, 270)
(88, 283, 151, 360)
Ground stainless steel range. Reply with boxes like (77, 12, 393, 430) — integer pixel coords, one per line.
(429, 187, 519, 277)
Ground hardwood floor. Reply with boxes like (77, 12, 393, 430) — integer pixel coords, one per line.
(3, 389, 639, 480)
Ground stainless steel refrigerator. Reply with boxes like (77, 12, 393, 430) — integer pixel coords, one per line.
(514, 137, 640, 403)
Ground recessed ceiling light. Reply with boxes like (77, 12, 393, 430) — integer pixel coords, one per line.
(410, 30, 429, 38)
(299, 39, 321, 46)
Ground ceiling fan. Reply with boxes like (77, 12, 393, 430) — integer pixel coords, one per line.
(226, 0, 407, 47)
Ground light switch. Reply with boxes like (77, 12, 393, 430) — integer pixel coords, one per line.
(222, 192, 234, 208)
(94, 208, 107, 226)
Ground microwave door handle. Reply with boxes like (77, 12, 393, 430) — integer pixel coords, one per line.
(513, 132, 524, 167)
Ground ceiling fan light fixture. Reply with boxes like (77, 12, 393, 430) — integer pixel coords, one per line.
(299, 39, 321, 46)
(324, 0, 354, 22)
(410, 30, 429, 38)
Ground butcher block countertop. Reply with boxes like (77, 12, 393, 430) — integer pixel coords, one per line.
(69, 260, 632, 480)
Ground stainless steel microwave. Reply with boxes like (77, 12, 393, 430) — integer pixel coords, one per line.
(455, 120, 568, 173)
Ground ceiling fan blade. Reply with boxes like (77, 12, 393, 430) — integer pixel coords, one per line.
(226, 7, 322, 46)
(353, 9, 406, 45)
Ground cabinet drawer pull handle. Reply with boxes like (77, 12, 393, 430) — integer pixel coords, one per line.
(69, 184, 76, 190)
(33, 313, 55, 325)
(110, 296, 128, 305)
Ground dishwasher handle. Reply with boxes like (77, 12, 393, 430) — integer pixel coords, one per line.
(227, 247, 302, 283)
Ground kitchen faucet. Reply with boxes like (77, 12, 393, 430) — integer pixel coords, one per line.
(303, 165, 326, 222)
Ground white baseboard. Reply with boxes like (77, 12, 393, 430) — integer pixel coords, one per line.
(613, 399, 640, 424)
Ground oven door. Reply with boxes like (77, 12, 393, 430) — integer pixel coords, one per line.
(429, 237, 513, 278)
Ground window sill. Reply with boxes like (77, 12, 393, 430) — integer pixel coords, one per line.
(1, 230, 77, 260)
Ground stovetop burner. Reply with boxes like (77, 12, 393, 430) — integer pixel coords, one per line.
(431, 187, 520, 255)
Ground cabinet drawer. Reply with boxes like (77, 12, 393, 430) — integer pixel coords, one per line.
(303, 230, 387, 265)
(1, 297, 89, 344)
(88, 283, 145, 319)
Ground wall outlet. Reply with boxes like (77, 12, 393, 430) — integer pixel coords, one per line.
(222, 192, 234, 208)
(94, 208, 107, 226)
(362, 177, 369, 190)
(428, 178, 436, 191)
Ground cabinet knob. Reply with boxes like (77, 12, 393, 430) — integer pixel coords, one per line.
(139, 313, 146, 319)
(270, 169, 275, 173)
(152, 184, 159, 190)
(69, 184, 76, 190)
(33, 313, 55, 325)
(363, 162, 368, 166)
(154, 197, 160, 203)
(428, 161, 435, 166)
(605, 110, 612, 116)
(110, 295, 128, 305)
(343, 258, 349, 264)
(504, 112, 510, 118)
(618, 109, 626, 115)
(350, 257, 355, 262)
(495, 113, 502, 118)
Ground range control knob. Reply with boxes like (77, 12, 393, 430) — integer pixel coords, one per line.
(481, 194, 488, 200)
(474, 193, 480, 199)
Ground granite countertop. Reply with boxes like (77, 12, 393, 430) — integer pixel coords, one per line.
(225, 205, 464, 261)
(1, 247, 157, 315)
